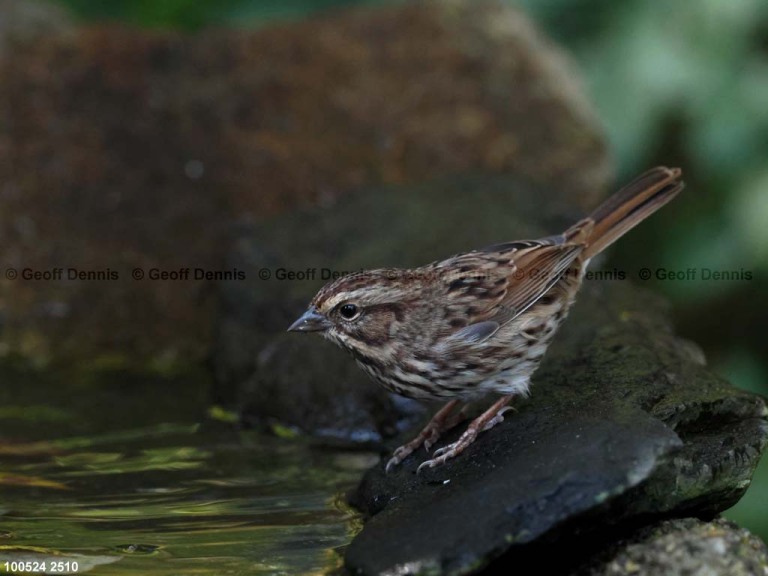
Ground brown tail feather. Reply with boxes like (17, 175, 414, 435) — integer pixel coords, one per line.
(574, 166, 684, 259)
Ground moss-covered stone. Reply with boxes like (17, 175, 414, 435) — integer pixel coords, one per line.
(577, 518, 768, 576)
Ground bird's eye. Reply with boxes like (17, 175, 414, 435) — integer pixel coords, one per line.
(339, 303, 360, 320)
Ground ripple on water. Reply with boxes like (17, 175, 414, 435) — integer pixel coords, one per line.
(0, 425, 367, 575)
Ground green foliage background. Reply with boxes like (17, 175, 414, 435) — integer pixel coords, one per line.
(51, 0, 768, 540)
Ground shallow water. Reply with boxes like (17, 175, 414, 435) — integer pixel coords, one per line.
(0, 365, 373, 575)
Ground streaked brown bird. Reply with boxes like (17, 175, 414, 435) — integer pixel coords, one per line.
(289, 167, 683, 472)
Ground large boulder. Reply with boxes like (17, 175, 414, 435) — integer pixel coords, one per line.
(0, 0, 608, 369)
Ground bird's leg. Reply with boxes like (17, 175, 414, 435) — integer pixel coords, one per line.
(425, 405, 469, 451)
(385, 400, 463, 473)
(417, 395, 514, 473)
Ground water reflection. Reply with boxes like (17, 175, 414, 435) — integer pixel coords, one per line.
(0, 424, 372, 575)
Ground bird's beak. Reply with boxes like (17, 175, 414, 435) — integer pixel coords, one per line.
(287, 306, 332, 332)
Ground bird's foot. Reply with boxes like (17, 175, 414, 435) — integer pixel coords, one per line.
(481, 406, 514, 431)
(416, 427, 479, 472)
(416, 395, 513, 473)
(385, 399, 462, 473)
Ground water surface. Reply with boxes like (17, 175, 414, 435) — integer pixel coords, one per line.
(0, 363, 370, 575)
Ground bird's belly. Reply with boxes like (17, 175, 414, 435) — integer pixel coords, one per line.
(352, 271, 579, 401)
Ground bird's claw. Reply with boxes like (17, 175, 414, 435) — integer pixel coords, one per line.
(423, 428, 441, 452)
(391, 398, 512, 473)
(416, 443, 461, 472)
(384, 400, 463, 472)
(416, 458, 439, 474)
(385, 446, 409, 473)
(481, 406, 513, 431)
(417, 430, 478, 473)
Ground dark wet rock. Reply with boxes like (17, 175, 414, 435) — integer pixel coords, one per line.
(345, 282, 767, 575)
(217, 173, 592, 443)
(577, 518, 768, 575)
(238, 333, 420, 444)
(0, 0, 608, 368)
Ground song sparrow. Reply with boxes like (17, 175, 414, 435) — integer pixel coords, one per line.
(289, 167, 683, 472)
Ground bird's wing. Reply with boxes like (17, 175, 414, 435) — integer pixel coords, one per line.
(434, 234, 586, 343)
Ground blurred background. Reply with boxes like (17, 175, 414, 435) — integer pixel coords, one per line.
(47, 0, 768, 377)
(5, 0, 767, 554)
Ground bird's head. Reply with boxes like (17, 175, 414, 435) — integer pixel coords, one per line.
(288, 269, 423, 357)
